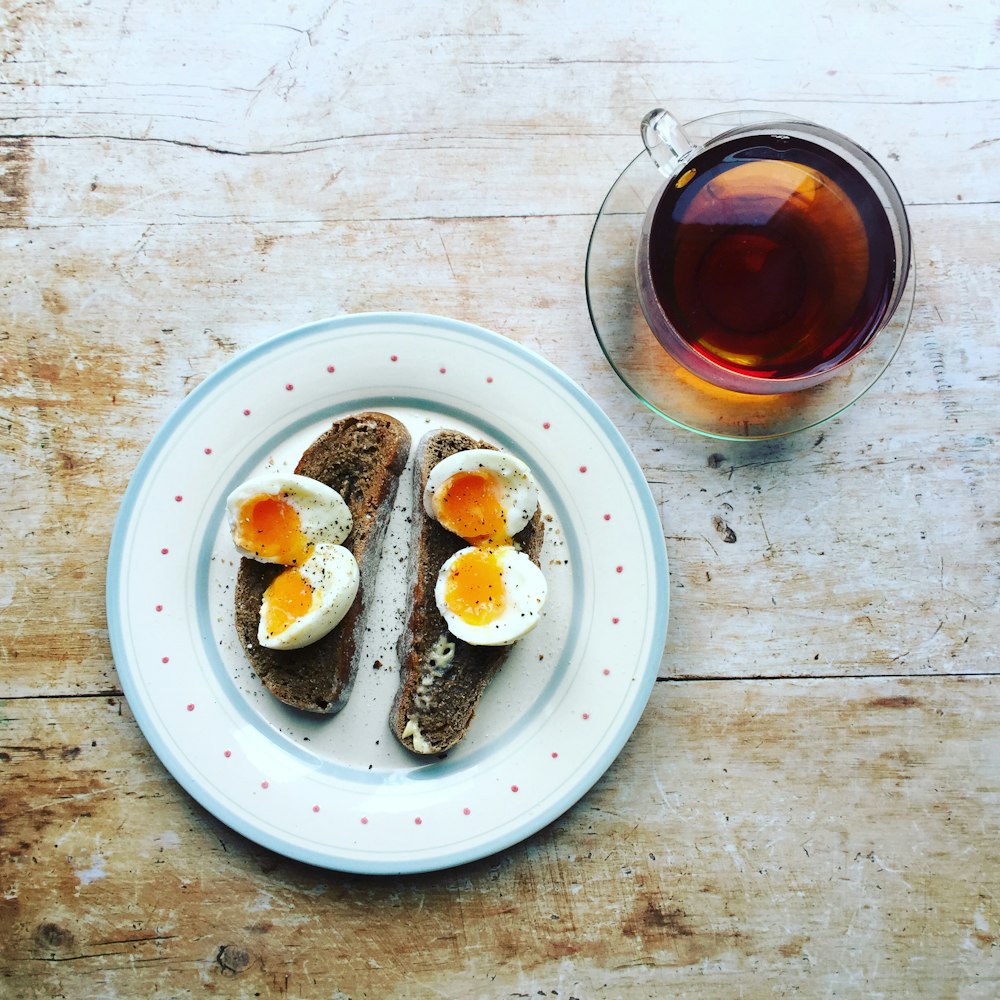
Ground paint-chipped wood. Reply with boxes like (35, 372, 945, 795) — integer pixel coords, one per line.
(2, 0, 998, 997)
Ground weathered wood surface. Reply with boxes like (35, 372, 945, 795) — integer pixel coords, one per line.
(4, 679, 1000, 998)
(2, 0, 999, 997)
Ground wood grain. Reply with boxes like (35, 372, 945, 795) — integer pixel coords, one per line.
(2, 0, 999, 996)
(3, 207, 996, 695)
(2, 679, 999, 998)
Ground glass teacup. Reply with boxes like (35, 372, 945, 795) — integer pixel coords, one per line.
(635, 109, 912, 395)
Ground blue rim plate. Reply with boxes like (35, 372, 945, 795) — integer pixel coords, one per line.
(106, 312, 668, 873)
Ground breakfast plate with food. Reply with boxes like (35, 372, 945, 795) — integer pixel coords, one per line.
(106, 312, 669, 874)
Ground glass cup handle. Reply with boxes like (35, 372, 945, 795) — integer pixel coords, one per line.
(641, 108, 694, 178)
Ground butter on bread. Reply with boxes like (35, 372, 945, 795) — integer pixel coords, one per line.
(234, 411, 411, 713)
(390, 428, 544, 754)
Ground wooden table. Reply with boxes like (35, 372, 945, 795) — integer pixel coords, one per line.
(3, 1, 998, 996)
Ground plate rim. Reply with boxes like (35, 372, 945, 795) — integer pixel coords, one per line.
(106, 311, 669, 873)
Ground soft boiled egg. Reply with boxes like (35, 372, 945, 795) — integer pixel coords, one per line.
(227, 473, 352, 565)
(226, 474, 359, 650)
(435, 544, 547, 646)
(257, 544, 359, 650)
(423, 449, 538, 546)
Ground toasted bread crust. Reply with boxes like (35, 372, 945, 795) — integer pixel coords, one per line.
(391, 429, 544, 754)
(235, 411, 411, 713)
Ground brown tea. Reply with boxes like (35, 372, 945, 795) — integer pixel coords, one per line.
(642, 133, 897, 381)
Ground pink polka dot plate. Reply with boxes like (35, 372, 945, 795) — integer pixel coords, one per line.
(106, 312, 668, 873)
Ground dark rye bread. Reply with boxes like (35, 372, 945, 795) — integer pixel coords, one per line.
(235, 412, 411, 713)
(391, 429, 544, 755)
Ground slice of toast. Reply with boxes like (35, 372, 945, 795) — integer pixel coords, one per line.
(390, 429, 544, 754)
(234, 411, 411, 713)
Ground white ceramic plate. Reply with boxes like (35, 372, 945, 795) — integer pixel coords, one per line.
(106, 313, 668, 874)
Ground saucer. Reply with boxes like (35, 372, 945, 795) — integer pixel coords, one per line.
(585, 116, 915, 441)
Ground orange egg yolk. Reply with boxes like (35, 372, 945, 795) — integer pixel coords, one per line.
(443, 548, 506, 625)
(262, 568, 315, 637)
(235, 495, 312, 566)
(435, 471, 508, 545)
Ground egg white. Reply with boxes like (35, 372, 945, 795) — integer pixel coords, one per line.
(423, 449, 538, 542)
(435, 544, 547, 647)
(258, 543, 360, 650)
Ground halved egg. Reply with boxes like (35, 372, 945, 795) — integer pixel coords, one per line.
(423, 449, 538, 545)
(226, 474, 352, 566)
(257, 543, 359, 650)
(226, 474, 358, 650)
(434, 544, 547, 646)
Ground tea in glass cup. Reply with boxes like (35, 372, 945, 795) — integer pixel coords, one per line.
(636, 110, 912, 394)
